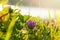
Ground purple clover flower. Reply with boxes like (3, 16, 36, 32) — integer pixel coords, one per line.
(26, 20, 36, 29)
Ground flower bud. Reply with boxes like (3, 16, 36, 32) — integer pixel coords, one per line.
(26, 20, 36, 29)
(8, 6, 13, 13)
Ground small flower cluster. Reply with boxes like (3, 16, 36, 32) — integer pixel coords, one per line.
(26, 20, 36, 29)
(47, 19, 57, 27)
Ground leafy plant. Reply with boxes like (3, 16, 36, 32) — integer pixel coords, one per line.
(0, 0, 60, 40)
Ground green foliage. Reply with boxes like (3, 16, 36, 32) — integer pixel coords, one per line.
(0, 2, 60, 40)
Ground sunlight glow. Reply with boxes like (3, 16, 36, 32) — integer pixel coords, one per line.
(0, 4, 60, 19)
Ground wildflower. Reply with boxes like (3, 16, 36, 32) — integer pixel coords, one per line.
(26, 20, 36, 29)
(47, 19, 57, 27)
(51, 19, 57, 27)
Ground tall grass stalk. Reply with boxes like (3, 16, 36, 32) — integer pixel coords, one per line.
(48, 9, 52, 40)
(5, 17, 18, 40)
